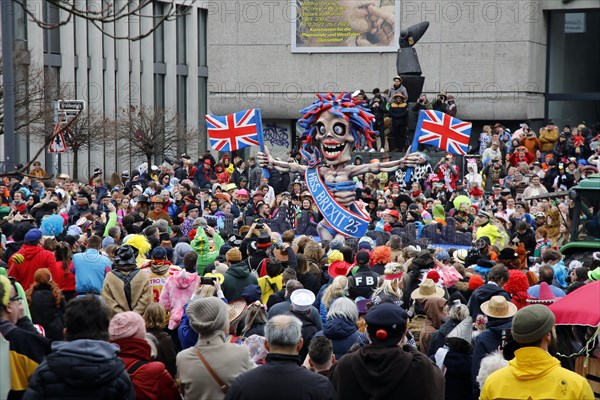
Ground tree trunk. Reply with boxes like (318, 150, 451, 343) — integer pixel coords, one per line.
(146, 154, 152, 169)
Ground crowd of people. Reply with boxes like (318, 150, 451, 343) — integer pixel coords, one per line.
(1, 110, 599, 399)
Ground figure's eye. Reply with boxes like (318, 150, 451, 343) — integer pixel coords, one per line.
(317, 123, 326, 135)
(333, 123, 346, 136)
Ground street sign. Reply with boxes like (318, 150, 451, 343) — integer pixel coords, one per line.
(58, 100, 86, 112)
(48, 122, 67, 153)
(49, 131, 67, 153)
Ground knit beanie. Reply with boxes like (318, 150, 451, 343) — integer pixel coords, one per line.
(108, 312, 146, 340)
(226, 248, 242, 263)
(187, 297, 229, 334)
(329, 238, 344, 251)
(511, 304, 555, 344)
(468, 274, 485, 291)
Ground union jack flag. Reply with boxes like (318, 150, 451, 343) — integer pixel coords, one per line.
(205, 109, 261, 152)
(415, 110, 472, 155)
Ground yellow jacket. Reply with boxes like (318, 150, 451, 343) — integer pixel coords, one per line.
(257, 275, 282, 304)
(476, 222, 507, 248)
(481, 347, 594, 400)
(539, 128, 559, 152)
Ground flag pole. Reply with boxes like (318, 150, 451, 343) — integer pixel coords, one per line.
(255, 108, 270, 179)
(405, 110, 424, 183)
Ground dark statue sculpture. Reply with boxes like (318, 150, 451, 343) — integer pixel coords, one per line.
(396, 21, 429, 103)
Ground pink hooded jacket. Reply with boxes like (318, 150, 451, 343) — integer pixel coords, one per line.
(159, 270, 199, 330)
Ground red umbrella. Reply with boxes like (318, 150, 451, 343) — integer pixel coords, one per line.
(549, 281, 600, 326)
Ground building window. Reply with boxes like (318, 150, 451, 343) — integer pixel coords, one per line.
(198, 77, 207, 151)
(153, 2, 165, 63)
(43, 0, 61, 54)
(177, 75, 188, 153)
(546, 10, 600, 126)
(154, 73, 165, 108)
(14, 3, 27, 43)
(176, 7, 187, 65)
(548, 10, 600, 94)
(198, 8, 207, 67)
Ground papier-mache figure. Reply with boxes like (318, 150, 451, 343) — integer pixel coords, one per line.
(258, 92, 403, 241)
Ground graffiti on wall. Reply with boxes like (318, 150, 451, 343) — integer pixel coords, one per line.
(263, 120, 291, 159)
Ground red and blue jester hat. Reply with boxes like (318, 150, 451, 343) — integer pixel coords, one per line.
(298, 92, 377, 165)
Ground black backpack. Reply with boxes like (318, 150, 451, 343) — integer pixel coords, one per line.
(111, 269, 141, 310)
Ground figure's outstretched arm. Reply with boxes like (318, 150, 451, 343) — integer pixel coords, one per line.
(257, 149, 306, 173)
(376, 159, 404, 172)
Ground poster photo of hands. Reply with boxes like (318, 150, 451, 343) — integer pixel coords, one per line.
(292, 0, 400, 52)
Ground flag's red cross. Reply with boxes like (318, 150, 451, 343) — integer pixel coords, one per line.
(420, 110, 470, 155)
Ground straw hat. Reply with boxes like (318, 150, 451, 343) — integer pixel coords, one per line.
(228, 301, 247, 325)
(480, 295, 517, 318)
(411, 278, 445, 300)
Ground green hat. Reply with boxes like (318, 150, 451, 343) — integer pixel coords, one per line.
(511, 304, 555, 344)
(0, 206, 10, 219)
(588, 267, 600, 282)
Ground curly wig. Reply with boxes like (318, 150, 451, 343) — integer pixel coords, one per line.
(298, 92, 377, 161)
(371, 246, 392, 265)
(503, 269, 529, 295)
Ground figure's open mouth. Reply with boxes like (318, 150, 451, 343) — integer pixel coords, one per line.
(322, 141, 347, 160)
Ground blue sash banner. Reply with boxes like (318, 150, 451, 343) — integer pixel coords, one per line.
(305, 167, 370, 238)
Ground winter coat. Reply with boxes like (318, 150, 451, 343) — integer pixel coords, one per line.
(420, 297, 448, 354)
(8, 244, 56, 290)
(178, 331, 255, 400)
(427, 319, 460, 357)
(141, 260, 181, 303)
(330, 344, 444, 400)
(23, 339, 134, 400)
(248, 164, 263, 192)
(194, 167, 216, 189)
(190, 227, 225, 275)
(102, 267, 152, 318)
(472, 317, 512, 398)
(269, 169, 290, 195)
(111, 337, 179, 400)
(28, 284, 65, 341)
(298, 271, 322, 295)
(225, 353, 335, 400)
(267, 300, 323, 331)
(160, 270, 200, 329)
(481, 347, 594, 400)
(147, 328, 178, 378)
(49, 261, 76, 293)
(348, 266, 380, 300)
(539, 127, 559, 152)
(520, 136, 541, 155)
(231, 168, 248, 187)
(314, 317, 363, 360)
(257, 274, 282, 304)
(221, 261, 258, 302)
(467, 283, 511, 320)
(439, 349, 474, 400)
(0, 318, 51, 400)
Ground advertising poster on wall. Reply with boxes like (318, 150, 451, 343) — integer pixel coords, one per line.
(291, 0, 400, 53)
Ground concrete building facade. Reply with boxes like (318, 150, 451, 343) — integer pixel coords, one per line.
(206, 0, 600, 154)
(2, 0, 209, 179)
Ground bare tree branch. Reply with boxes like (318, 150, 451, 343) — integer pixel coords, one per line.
(13, 0, 192, 41)
(110, 105, 196, 166)
(1, 50, 55, 136)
